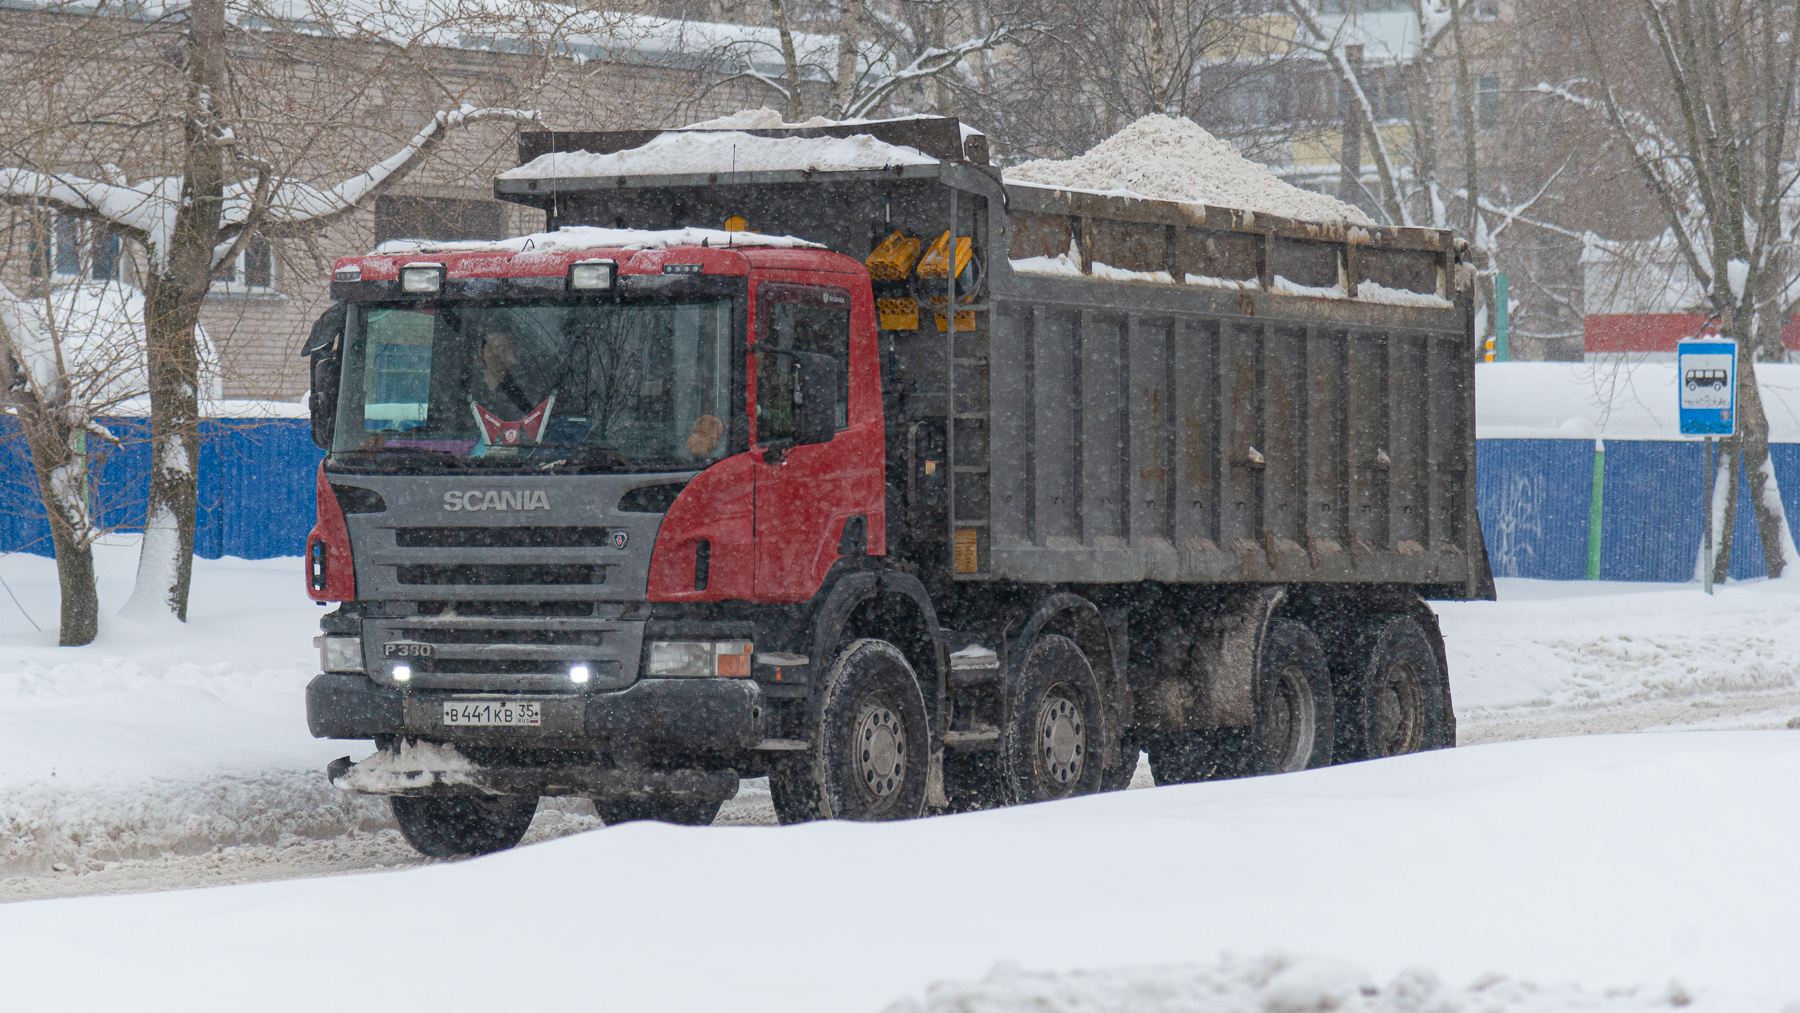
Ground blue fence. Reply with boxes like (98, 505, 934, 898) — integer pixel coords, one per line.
(0, 417, 322, 560)
(1476, 439, 1800, 582)
(0, 420, 1793, 581)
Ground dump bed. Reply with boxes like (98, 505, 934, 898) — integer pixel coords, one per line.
(496, 117, 1491, 599)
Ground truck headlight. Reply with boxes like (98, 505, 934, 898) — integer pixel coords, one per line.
(317, 635, 364, 673)
(647, 640, 753, 677)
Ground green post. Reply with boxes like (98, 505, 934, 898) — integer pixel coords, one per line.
(1587, 438, 1605, 580)
(1495, 272, 1509, 362)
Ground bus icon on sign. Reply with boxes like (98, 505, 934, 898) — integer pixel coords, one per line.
(1684, 369, 1728, 391)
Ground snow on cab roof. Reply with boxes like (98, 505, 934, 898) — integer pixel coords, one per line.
(370, 225, 824, 256)
(498, 128, 939, 182)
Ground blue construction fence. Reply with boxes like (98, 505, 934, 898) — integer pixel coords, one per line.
(0, 420, 1790, 581)
(0, 417, 322, 561)
(1478, 439, 1800, 582)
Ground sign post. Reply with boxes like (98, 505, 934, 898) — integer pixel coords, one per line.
(1678, 338, 1737, 594)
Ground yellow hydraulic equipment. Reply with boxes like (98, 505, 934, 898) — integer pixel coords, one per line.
(866, 231, 922, 279)
(917, 231, 972, 280)
(866, 231, 924, 331)
(919, 231, 976, 332)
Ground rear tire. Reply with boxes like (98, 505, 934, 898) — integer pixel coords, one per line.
(1216, 619, 1334, 776)
(594, 799, 723, 826)
(391, 795, 538, 858)
(1340, 616, 1450, 760)
(770, 638, 929, 823)
(1003, 634, 1105, 804)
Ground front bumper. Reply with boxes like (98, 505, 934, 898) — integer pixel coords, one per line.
(306, 672, 766, 760)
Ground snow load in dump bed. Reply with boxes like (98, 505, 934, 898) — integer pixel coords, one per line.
(371, 225, 824, 256)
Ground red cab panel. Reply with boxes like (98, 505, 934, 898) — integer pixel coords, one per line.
(306, 464, 355, 601)
(646, 452, 757, 601)
(748, 268, 886, 603)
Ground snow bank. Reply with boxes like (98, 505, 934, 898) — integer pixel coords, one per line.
(1440, 577, 1800, 739)
(886, 954, 1685, 1013)
(5, 732, 1800, 1010)
(0, 540, 370, 877)
(373, 225, 823, 256)
(1005, 115, 1372, 226)
(1477, 361, 1800, 440)
(499, 129, 937, 181)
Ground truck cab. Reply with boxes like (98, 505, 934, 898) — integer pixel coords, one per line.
(306, 231, 910, 853)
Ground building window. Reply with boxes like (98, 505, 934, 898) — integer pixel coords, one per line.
(30, 212, 123, 281)
(374, 196, 506, 245)
(1477, 75, 1501, 132)
(216, 234, 277, 292)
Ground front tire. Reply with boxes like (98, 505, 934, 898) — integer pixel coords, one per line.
(770, 638, 929, 823)
(1003, 634, 1105, 804)
(391, 794, 538, 858)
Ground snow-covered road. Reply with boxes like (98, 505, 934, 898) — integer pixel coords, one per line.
(2, 539, 1799, 909)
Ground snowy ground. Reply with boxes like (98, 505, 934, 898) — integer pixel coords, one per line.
(2, 731, 1797, 1011)
(2, 541, 1799, 1008)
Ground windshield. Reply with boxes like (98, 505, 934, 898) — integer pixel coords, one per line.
(332, 298, 737, 471)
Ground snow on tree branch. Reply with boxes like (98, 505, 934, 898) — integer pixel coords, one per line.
(842, 24, 1027, 120)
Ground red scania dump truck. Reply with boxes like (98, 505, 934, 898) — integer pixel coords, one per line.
(303, 117, 1492, 857)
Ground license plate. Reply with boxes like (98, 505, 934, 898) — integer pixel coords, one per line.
(442, 699, 541, 727)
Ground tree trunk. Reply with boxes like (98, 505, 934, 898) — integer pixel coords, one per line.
(771, 0, 804, 120)
(14, 399, 98, 644)
(832, 0, 864, 117)
(1736, 359, 1791, 577)
(125, 0, 226, 622)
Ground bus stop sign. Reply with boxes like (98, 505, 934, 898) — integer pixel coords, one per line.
(1678, 339, 1736, 436)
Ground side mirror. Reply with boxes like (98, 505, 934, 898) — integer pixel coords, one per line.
(302, 303, 346, 450)
(787, 349, 840, 446)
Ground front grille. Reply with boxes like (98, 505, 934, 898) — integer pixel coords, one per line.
(404, 627, 607, 647)
(414, 601, 595, 617)
(396, 564, 607, 585)
(364, 616, 645, 691)
(396, 527, 613, 548)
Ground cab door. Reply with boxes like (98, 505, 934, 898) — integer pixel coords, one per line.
(750, 275, 883, 602)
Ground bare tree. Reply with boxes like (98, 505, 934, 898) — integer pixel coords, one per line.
(1532, 0, 1800, 579)
(0, 0, 665, 623)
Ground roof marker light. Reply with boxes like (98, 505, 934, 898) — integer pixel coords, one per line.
(568, 259, 617, 291)
(399, 263, 444, 293)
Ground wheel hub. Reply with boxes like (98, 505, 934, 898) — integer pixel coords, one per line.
(1037, 688, 1086, 792)
(854, 700, 906, 799)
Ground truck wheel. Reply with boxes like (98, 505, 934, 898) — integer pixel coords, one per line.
(595, 800, 722, 826)
(1003, 634, 1105, 803)
(1218, 619, 1334, 776)
(390, 795, 538, 858)
(1341, 616, 1450, 760)
(770, 638, 929, 823)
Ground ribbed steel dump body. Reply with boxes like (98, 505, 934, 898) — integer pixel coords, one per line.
(497, 118, 1488, 598)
